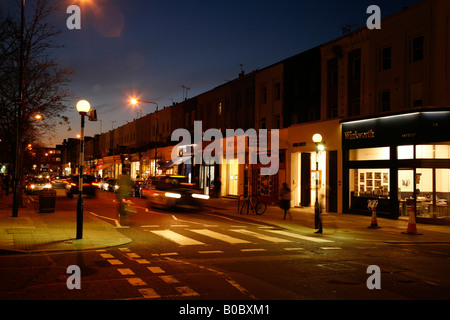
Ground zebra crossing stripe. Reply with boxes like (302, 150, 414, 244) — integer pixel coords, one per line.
(150, 230, 205, 246)
(189, 229, 252, 244)
(230, 229, 292, 243)
(266, 229, 334, 243)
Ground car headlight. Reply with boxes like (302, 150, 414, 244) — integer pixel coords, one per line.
(192, 193, 209, 200)
(165, 192, 181, 199)
(44, 184, 52, 189)
(30, 184, 35, 189)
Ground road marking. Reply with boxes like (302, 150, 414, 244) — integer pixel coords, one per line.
(126, 253, 141, 258)
(126, 277, 147, 286)
(117, 268, 135, 275)
(150, 230, 205, 246)
(88, 211, 122, 228)
(283, 247, 304, 251)
(231, 229, 292, 243)
(160, 252, 178, 256)
(240, 248, 266, 252)
(198, 250, 224, 254)
(320, 247, 342, 250)
(189, 229, 252, 244)
(159, 275, 180, 284)
(175, 286, 200, 297)
(100, 253, 115, 259)
(118, 248, 131, 252)
(147, 266, 165, 274)
(135, 259, 151, 264)
(267, 229, 334, 243)
(138, 288, 160, 299)
(141, 225, 160, 228)
(107, 259, 123, 265)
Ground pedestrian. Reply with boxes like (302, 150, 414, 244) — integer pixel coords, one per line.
(315, 194, 323, 234)
(279, 182, 291, 220)
(213, 176, 222, 198)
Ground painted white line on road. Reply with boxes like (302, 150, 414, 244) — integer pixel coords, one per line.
(107, 259, 123, 265)
(159, 275, 180, 284)
(147, 266, 165, 274)
(126, 253, 141, 258)
(139, 288, 160, 299)
(150, 230, 205, 246)
(283, 247, 305, 251)
(100, 253, 115, 259)
(320, 247, 342, 250)
(190, 229, 252, 244)
(135, 259, 151, 264)
(88, 211, 122, 228)
(267, 229, 334, 243)
(231, 229, 292, 243)
(117, 268, 135, 275)
(126, 278, 147, 286)
(198, 250, 224, 254)
(240, 248, 266, 252)
(175, 286, 200, 297)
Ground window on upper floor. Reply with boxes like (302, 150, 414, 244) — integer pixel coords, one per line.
(380, 46, 391, 71)
(274, 82, 281, 101)
(380, 90, 390, 112)
(410, 35, 424, 62)
(261, 86, 267, 104)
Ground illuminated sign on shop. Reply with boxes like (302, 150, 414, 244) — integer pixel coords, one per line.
(344, 129, 375, 140)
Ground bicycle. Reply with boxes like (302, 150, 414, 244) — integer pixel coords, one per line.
(239, 194, 267, 215)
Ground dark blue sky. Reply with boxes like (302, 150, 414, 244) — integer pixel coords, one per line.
(2, 0, 423, 145)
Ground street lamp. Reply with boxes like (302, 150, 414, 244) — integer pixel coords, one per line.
(312, 133, 324, 234)
(130, 98, 159, 176)
(75, 100, 90, 239)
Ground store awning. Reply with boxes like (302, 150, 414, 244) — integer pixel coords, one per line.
(96, 162, 114, 170)
(160, 156, 191, 168)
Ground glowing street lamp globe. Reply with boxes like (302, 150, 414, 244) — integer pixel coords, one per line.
(312, 133, 322, 143)
(76, 100, 91, 114)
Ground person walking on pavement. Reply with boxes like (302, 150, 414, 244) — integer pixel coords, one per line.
(213, 176, 222, 198)
(315, 194, 323, 234)
(280, 182, 291, 220)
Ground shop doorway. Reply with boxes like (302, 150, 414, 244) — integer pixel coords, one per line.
(227, 158, 239, 196)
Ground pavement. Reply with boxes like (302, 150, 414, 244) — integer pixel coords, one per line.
(1, 191, 449, 254)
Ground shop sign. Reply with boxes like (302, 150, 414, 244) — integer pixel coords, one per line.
(344, 129, 375, 140)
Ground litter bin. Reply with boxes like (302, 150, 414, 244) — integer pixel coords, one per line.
(38, 189, 56, 213)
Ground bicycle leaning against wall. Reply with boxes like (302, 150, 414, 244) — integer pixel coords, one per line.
(238, 193, 267, 215)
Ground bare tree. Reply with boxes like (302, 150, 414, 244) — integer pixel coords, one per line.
(0, 0, 73, 208)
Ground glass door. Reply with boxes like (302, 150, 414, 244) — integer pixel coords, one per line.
(398, 169, 414, 217)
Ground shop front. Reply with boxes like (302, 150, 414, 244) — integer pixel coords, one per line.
(342, 109, 450, 223)
(289, 120, 342, 213)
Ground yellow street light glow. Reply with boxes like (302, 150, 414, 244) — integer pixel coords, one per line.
(76, 99, 91, 114)
(130, 99, 138, 105)
(312, 133, 322, 143)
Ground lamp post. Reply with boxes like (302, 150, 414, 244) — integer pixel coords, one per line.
(75, 100, 90, 239)
(130, 99, 159, 176)
(312, 133, 324, 234)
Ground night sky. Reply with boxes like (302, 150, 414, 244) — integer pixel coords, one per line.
(1, 0, 423, 146)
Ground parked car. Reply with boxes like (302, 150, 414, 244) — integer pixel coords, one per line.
(65, 175, 97, 198)
(24, 177, 52, 194)
(140, 175, 209, 210)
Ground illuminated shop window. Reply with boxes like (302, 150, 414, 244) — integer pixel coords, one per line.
(397, 145, 414, 159)
(349, 147, 390, 161)
(416, 143, 450, 159)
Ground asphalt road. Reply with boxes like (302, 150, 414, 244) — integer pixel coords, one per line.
(1, 190, 449, 311)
